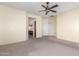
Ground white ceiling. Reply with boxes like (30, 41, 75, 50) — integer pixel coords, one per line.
(0, 2, 79, 17)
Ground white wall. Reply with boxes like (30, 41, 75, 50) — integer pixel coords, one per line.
(0, 5, 27, 45)
(36, 16, 43, 38)
(57, 7, 79, 43)
(42, 17, 56, 36)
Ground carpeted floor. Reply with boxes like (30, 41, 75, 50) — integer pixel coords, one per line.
(0, 36, 79, 56)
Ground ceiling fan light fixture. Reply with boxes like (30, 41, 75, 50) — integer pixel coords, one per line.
(39, 2, 58, 15)
(46, 2, 49, 4)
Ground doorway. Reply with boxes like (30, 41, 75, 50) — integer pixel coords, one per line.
(28, 17, 36, 39)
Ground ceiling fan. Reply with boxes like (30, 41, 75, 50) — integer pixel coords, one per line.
(39, 2, 58, 15)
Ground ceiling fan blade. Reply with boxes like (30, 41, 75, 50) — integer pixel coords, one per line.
(49, 4, 58, 10)
(50, 10, 56, 13)
(45, 11, 49, 15)
(39, 10, 46, 12)
(41, 5, 47, 9)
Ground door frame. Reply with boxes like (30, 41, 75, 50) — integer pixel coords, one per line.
(28, 17, 36, 39)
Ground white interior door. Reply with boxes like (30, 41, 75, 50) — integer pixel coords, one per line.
(48, 21, 56, 36)
(43, 17, 56, 36)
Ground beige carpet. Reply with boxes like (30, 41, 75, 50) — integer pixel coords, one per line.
(0, 36, 79, 56)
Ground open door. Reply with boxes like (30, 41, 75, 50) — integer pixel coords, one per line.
(28, 17, 36, 39)
(33, 21, 36, 38)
